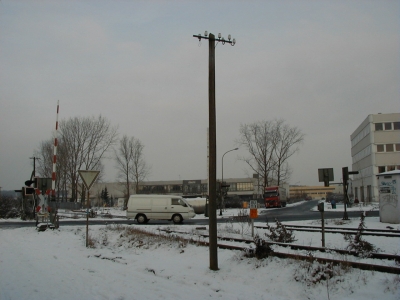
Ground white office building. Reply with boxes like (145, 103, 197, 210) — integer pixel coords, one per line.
(350, 113, 400, 203)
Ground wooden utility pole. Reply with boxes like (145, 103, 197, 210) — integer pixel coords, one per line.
(30, 156, 40, 177)
(208, 33, 218, 270)
(193, 31, 236, 271)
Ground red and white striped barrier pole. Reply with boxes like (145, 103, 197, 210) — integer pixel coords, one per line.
(51, 100, 59, 201)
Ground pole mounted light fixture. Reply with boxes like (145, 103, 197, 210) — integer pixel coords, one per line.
(193, 31, 236, 46)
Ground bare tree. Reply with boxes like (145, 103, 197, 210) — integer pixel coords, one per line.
(114, 135, 150, 207)
(114, 135, 134, 204)
(272, 119, 305, 186)
(59, 115, 118, 202)
(238, 119, 304, 191)
(238, 121, 276, 190)
(35, 139, 53, 178)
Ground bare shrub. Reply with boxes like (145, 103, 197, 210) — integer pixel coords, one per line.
(384, 275, 400, 294)
(265, 219, 296, 243)
(294, 253, 345, 287)
(0, 197, 21, 219)
(219, 219, 240, 235)
(244, 235, 274, 259)
(115, 226, 192, 250)
(87, 234, 96, 248)
(234, 208, 251, 236)
(344, 213, 377, 258)
(106, 223, 124, 231)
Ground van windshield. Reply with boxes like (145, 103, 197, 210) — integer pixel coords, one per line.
(182, 199, 192, 207)
(172, 198, 188, 207)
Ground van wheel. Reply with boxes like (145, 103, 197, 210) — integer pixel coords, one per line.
(137, 214, 147, 224)
(172, 214, 183, 224)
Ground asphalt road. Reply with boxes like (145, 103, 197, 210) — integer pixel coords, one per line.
(0, 200, 379, 229)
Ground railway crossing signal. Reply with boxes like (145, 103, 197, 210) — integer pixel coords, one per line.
(342, 167, 359, 220)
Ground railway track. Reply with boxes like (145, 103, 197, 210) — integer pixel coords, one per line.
(254, 224, 400, 238)
(158, 228, 400, 275)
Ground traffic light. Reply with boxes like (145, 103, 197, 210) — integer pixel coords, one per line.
(342, 167, 349, 183)
(22, 186, 35, 196)
(342, 167, 359, 185)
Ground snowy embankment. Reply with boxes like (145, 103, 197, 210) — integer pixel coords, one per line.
(0, 204, 399, 300)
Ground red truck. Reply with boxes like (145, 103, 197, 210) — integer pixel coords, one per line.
(264, 186, 287, 208)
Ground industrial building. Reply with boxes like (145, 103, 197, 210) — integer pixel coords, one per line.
(350, 113, 400, 203)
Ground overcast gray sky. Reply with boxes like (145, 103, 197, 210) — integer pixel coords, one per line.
(0, 1, 399, 191)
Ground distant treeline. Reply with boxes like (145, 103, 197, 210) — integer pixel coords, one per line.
(1, 190, 19, 198)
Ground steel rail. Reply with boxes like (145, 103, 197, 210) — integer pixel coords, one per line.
(159, 229, 400, 262)
(280, 224, 400, 234)
(255, 225, 400, 237)
(160, 229, 400, 274)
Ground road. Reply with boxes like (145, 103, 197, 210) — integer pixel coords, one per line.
(0, 200, 379, 229)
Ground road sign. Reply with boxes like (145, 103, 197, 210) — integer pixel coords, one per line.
(78, 170, 100, 190)
(318, 168, 334, 186)
(250, 209, 258, 219)
(249, 200, 258, 209)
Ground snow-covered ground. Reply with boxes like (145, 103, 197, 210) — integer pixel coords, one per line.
(1, 203, 399, 300)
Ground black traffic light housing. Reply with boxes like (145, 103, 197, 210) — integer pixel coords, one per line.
(317, 202, 324, 212)
(342, 167, 359, 185)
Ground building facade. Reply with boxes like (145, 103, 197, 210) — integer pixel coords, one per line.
(90, 177, 258, 204)
(350, 113, 400, 203)
(289, 185, 340, 199)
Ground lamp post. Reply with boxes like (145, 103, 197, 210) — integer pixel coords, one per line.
(193, 31, 236, 271)
(220, 148, 239, 215)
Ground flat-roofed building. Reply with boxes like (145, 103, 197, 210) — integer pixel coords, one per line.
(90, 177, 258, 206)
(289, 185, 339, 200)
(350, 113, 400, 203)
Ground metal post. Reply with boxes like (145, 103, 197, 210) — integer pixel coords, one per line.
(220, 148, 238, 216)
(342, 167, 349, 220)
(86, 189, 90, 247)
(321, 210, 325, 247)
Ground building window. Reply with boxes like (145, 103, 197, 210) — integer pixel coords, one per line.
(394, 122, 400, 130)
(384, 123, 392, 130)
(378, 166, 386, 173)
(236, 182, 252, 191)
(386, 144, 394, 152)
(396, 144, 400, 151)
(377, 144, 384, 152)
(375, 123, 383, 131)
(387, 166, 396, 171)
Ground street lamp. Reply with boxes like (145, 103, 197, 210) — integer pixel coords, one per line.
(220, 147, 239, 215)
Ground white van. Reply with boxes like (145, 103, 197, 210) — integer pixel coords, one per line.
(126, 195, 196, 224)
